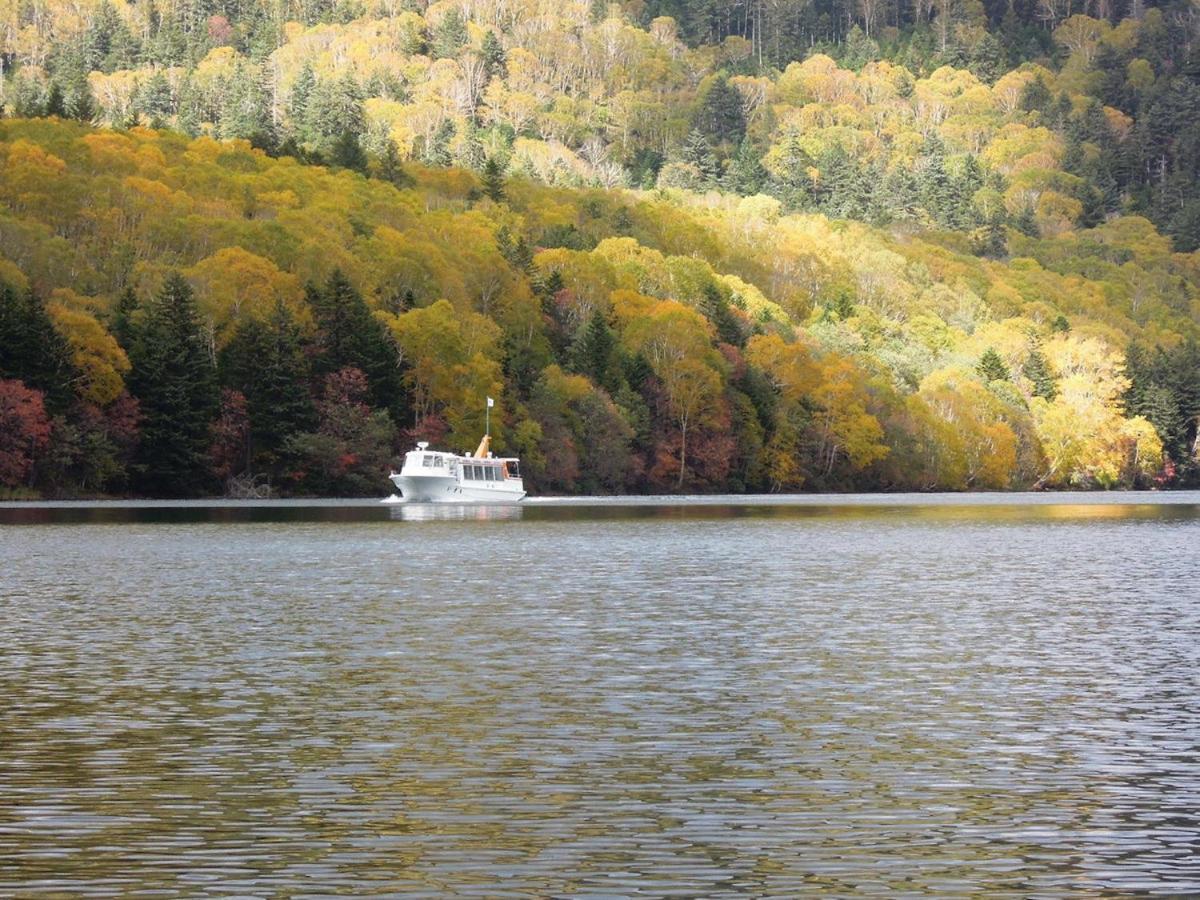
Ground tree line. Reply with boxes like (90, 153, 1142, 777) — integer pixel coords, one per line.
(1, 120, 1195, 497)
(4, 0, 1200, 247)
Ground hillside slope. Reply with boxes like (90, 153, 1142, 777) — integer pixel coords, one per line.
(1, 118, 1197, 496)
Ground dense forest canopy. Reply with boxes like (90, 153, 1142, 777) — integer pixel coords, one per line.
(1, 0, 1199, 496)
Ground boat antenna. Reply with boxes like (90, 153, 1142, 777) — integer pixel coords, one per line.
(486, 395, 494, 438)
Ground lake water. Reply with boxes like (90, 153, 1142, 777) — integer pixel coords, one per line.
(2, 494, 1199, 895)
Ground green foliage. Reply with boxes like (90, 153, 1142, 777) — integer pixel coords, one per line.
(128, 273, 220, 496)
(0, 283, 78, 414)
(1, 117, 1197, 496)
(1023, 346, 1058, 402)
(977, 348, 1011, 383)
(482, 156, 506, 203)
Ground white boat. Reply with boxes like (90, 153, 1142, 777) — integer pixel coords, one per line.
(389, 434, 525, 504)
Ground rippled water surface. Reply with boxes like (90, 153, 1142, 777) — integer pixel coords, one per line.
(2, 495, 1199, 896)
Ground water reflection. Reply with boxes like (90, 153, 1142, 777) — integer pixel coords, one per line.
(1, 499, 1198, 894)
(388, 502, 524, 522)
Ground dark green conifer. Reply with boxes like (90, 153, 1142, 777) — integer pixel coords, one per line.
(0, 282, 77, 413)
(977, 347, 1011, 382)
(128, 273, 220, 496)
(725, 139, 767, 195)
(377, 139, 414, 187)
(433, 8, 468, 58)
(481, 156, 506, 202)
(693, 74, 745, 147)
(110, 286, 140, 352)
(45, 82, 67, 118)
(307, 270, 403, 418)
(481, 30, 507, 80)
(701, 283, 745, 347)
(331, 130, 368, 173)
(220, 301, 316, 473)
(571, 309, 621, 392)
(1023, 345, 1058, 401)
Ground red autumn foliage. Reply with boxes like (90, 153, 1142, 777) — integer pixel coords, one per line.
(0, 380, 52, 488)
(209, 388, 250, 481)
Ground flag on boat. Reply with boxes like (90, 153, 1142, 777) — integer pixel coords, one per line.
(487, 396, 494, 408)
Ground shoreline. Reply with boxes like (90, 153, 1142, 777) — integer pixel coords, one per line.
(4, 490, 1200, 509)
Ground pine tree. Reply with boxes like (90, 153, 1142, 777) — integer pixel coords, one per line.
(1015, 203, 1039, 237)
(220, 301, 316, 473)
(433, 8, 468, 59)
(128, 273, 220, 496)
(701, 282, 745, 347)
(135, 70, 173, 121)
(693, 74, 745, 148)
(1019, 75, 1053, 115)
(331, 130, 368, 173)
(110, 286, 140, 352)
(481, 30, 507, 80)
(0, 283, 77, 413)
(481, 156, 506, 202)
(70, 80, 97, 123)
(681, 128, 719, 183)
(977, 347, 1011, 382)
(377, 139, 414, 187)
(423, 118, 455, 167)
(571, 309, 621, 392)
(725, 139, 767, 195)
(1023, 345, 1058, 401)
(307, 270, 404, 418)
(45, 82, 67, 118)
(287, 64, 317, 142)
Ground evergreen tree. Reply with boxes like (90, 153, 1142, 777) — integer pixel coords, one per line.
(693, 74, 745, 147)
(45, 82, 67, 118)
(220, 301, 316, 474)
(681, 128, 720, 183)
(287, 64, 317, 142)
(423, 118, 455, 167)
(977, 347, 1011, 382)
(377, 139, 414, 187)
(976, 209, 1008, 258)
(110, 286, 140, 352)
(570, 309, 621, 392)
(11, 75, 45, 118)
(128, 273, 220, 496)
(725, 138, 767, 194)
(433, 8, 468, 59)
(1023, 345, 1058, 401)
(307, 270, 404, 419)
(968, 33, 1005, 84)
(700, 282, 745, 347)
(481, 156, 506, 202)
(69, 80, 97, 123)
(1019, 75, 1052, 116)
(481, 30, 507, 80)
(331, 130, 368, 173)
(0, 283, 77, 414)
(1015, 203, 1039, 237)
(135, 70, 173, 121)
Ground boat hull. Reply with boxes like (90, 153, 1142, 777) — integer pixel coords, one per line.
(389, 473, 525, 504)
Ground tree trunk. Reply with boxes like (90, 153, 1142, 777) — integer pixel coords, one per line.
(677, 416, 688, 490)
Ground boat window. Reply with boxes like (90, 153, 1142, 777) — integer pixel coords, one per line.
(433, 456, 443, 468)
(507, 461, 520, 478)
(423, 455, 433, 467)
(463, 466, 474, 480)
(473, 465, 485, 480)
(485, 466, 496, 481)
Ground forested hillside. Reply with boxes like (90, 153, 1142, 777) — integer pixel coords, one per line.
(2, 1, 1199, 496)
